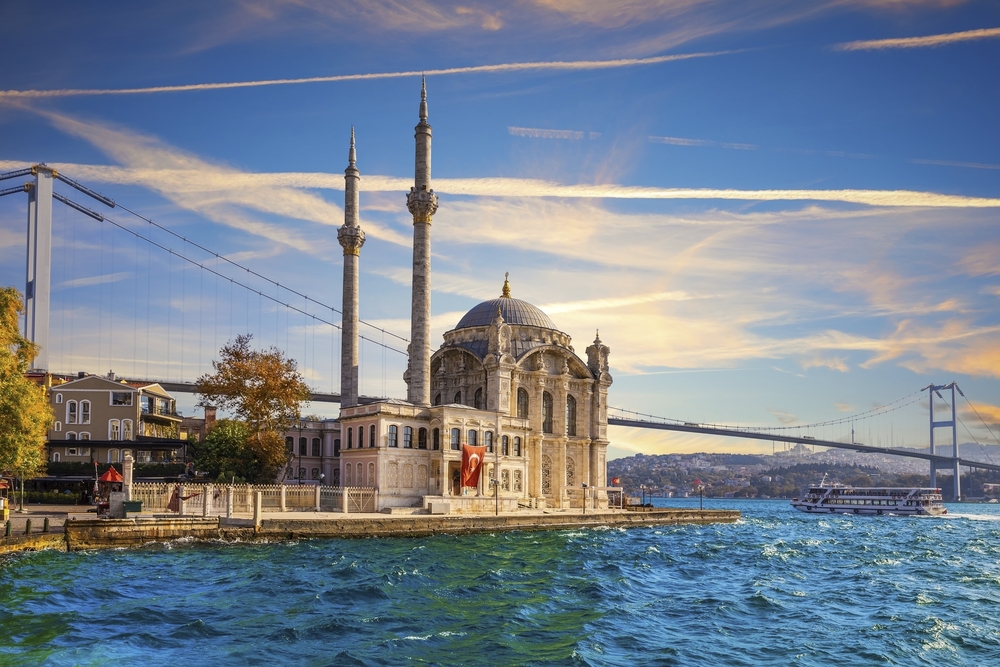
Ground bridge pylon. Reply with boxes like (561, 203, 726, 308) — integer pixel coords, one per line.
(927, 382, 960, 500)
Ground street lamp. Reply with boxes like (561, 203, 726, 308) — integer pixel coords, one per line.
(582, 483, 588, 515)
(492, 478, 499, 516)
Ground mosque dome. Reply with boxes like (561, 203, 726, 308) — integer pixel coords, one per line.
(453, 274, 558, 331)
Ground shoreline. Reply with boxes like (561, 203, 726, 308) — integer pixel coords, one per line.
(2, 507, 740, 554)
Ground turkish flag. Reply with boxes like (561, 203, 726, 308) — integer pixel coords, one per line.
(461, 445, 487, 488)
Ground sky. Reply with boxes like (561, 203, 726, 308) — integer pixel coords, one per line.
(1, 0, 998, 460)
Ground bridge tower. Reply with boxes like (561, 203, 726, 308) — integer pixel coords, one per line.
(24, 165, 54, 372)
(927, 382, 960, 500)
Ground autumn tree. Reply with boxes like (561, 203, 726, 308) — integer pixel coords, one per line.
(196, 334, 310, 482)
(0, 287, 52, 486)
(193, 419, 267, 484)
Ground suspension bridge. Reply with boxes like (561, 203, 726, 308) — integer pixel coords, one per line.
(3, 163, 999, 499)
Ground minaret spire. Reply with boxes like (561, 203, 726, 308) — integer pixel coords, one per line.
(405, 78, 438, 405)
(338, 128, 365, 408)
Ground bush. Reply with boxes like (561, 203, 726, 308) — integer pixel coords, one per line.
(23, 490, 82, 505)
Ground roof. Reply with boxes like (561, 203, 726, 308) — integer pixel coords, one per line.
(455, 297, 558, 331)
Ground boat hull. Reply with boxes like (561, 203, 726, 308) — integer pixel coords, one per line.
(791, 502, 946, 516)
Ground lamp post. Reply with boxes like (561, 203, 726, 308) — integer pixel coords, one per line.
(492, 478, 499, 516)
(582, 483, 588, 515)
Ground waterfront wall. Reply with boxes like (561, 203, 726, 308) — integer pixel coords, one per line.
(0, 532, 67, 554)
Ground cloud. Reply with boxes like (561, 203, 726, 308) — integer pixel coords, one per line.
(649, 135, 757, 150)
(835, 402, 853, 412)
(965, 402, 1000, 432)
(800, 356, 849, 372)
(0, 50, 735, 99)
(911, 158, 1000, 170)
(959, 244, 1000, 277)
(836, 26, 1000, 51)
(768, 408, 798, 424)
(509, 126, 601, 140)
(56, 271, 133, 289)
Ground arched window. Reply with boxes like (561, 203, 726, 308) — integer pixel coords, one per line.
(484, 431, 493, 453)
(357, 462, 363, 486)
(517, 388, 529, 419)
(418, 428, 427, 450)
(80, 401, 91, 424)
(108, 420, 120, 441)
(285, 436, 294, 452)
(347, 428, 353, 449)
(369, 424, 376, 448)
(66, 432, 77, 441)
(388, 425, 398, 447)
(299, 437, 307, 455)
(52, 451, 60, 462)
(345, 464, 353, 486)
(312, 438, 321, 456)
(67, 401, 78, 424)
(368, 462, 375, 487)
(432, 428, 440, 450)
(122, 420, 133, 441)
(55, 393, 63, 404)
(358, 426, 365, 449)
(333, 468, 341, 486)
(474, 388, 483, 409)
(454, 391, 462, 405)
(434, 393, 441, 406)
(501, 435, 509, 456)
(514, 436, 522, 456)
(542, 392, 553, 433)
(54, 421, 62, 432)
(80, 433, 90, 441)
(468, 430, 477, 446)
(334, 438, 341, 456)
(450, 428, 460, 450)
(566, 395, 577, 436)
(403, 426, 413, 448)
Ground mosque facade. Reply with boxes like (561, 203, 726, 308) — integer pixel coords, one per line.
(336, 81, 613, 511)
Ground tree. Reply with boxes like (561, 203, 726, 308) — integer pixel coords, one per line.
(196, 334, 310, 482)
(0, 288, 52, 497)
(193, 419, 267, 483)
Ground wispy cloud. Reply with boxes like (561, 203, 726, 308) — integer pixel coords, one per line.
(911, 158, 1000, 170)
(509, 126, 601, 140)
(836, 26, 1000, 51)
(649, 135, 756, 150)
(768, 408, 798, 424)
(835, 402, 853, 412)
(0, 50, 735, 100)
(57, 271, 132, 289)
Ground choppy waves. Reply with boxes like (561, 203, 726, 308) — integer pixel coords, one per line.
(3, 501, 1000, 665)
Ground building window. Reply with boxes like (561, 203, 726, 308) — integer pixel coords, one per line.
(542, 392, 553, 433)
(345, 464, 353, 486)
(334, 438, 341, 456)
(333, 468, 340, 486)
(474, 388, 483, 409)
(517, 389, 529, 419)
(67, 401, 77, 424)
(108, 449, 119, 464)
(285, 436, 294, 453)
(432, 428, 440, 451)
(450, 428, 460, 450)
(454, 391, 462, 405)
(109, 420, 120, 441)
(468, 430, 477, 446)
(54, 421, 62, 432)
(566, 395, 577, 436)
(66, 432, 77, 441)
(370, 425, 376, 448)
(298, 467, 306, 480)
(80, 433, 90, 441)
(501, 469, 511, 491)
(111, 391, 133, 406)
(299, 437, 307, 455)
(311, 467, 320, 480)
(357, 463, 364, 486)
(67, 447, 78, 456)
(55, 393, 63, 404)
(358, 426, 365, 449)
(52, 451, 60, 462)
(484, 431, 493, 453)
(434, 393, 441, 406)
(501, 435, 509, 456)
(514, 470, 523, 492)
(514, 437, 522, 457)
(312, 438, 321, 457)
(388, 425, 398, 448)
(81, 401, 91, 424)
(566, 456, 576, 487)
(122, 420, 133, 441)
(418, 428, 427, 450)
(368, 462, 375, 487)
(403, 426, 413, 449)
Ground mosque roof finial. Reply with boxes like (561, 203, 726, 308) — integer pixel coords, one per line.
(419, 76, 428, 122)
(348, 126, 356, 167)
(501, 272, 511, 298)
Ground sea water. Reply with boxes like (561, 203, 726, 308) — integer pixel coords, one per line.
(2, 499, 1000, 666)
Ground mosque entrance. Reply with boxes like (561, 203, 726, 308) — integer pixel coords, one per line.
(449, 462, 461, 496)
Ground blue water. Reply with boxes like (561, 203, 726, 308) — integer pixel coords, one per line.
(3, 500, 1000, 666)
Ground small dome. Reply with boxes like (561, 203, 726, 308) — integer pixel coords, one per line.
(453, 274, 558, 331)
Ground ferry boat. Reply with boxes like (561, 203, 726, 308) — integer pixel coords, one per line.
(791, 486, 946, 516)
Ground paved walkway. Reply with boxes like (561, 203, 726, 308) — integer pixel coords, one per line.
(4, 504, 77, 534)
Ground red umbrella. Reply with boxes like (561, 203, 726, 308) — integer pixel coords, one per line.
(99, 467, 124, 483)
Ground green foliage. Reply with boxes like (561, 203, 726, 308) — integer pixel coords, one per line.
(23, 490, 82, 505)
(0, 287, 52, 480)
(194, 419, 270, 484)
(197, 334, 310, 479)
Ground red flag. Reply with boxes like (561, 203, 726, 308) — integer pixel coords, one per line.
(461, 445, 487, 488)
(611, 477, 620, 486)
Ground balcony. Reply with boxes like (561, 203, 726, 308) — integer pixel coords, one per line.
(141, 406, 182, 422)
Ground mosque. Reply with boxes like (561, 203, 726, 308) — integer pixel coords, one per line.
(336, 81, 613, 512)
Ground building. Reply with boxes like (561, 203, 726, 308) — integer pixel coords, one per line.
(282, 419, 342, 485)
(46, 371, 185, 465)
(335, 82, 613, 511)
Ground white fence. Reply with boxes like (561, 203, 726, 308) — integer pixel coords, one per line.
(130, 483, 379, 515)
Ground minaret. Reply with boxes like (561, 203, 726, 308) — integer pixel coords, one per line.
(338, 128, 365, 407)
(405, 77, 438, 405)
